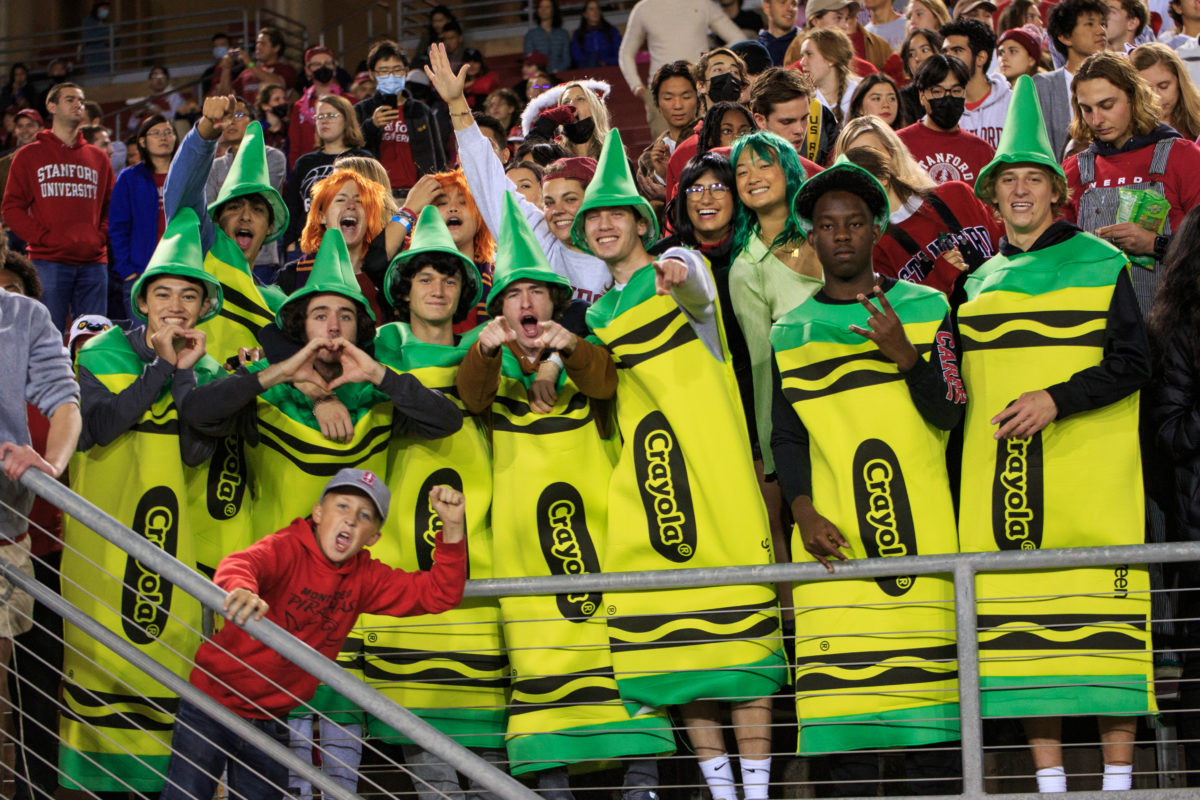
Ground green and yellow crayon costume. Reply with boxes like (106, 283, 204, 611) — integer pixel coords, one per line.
(60, 210, 224, 790)
(576, 131, 786, 707)
(245, 230, 389, 721)
(361, 209, 508, 749)
(958, 76, 1154, 719)
(487, 194, 673, 773)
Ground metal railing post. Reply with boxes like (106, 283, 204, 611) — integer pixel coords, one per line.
(8, 466, 541, 800)
(954, 560, 985, 798)
(0, 559, 360, 800)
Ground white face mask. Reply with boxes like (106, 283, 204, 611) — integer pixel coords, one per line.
(213, 45, 229, 60)
(96, 6, 110, 19)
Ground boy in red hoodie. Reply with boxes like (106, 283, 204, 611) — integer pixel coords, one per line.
(160, 468, 468, 800)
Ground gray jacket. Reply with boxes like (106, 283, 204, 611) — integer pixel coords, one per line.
(1032, 68, 1074, 162)
(0, 293, 79, 538)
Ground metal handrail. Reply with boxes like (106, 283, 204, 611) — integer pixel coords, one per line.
(6, 463, 539, 800)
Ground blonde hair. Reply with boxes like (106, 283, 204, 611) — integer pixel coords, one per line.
(906, 0, 952, 29)
(795, 29, 855, 123)
(834, 115, 936, 190)
(1131, 42, 1200, 140)
(560, 82, 611, 159)
(333, 154, 399, 217)
(299, 169, 388, 255)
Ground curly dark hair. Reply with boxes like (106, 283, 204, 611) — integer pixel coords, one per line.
(278, 292, 375, 348)
(696, 101, 757, 154)
(1149, 204, 1200, 366)
(389, 251, 477, 324)
(3, 250, 42, 300)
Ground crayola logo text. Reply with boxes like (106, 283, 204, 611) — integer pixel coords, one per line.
(991, 432, 1044, 551)
(122, 486, 179, 644)
(414, 468, 463, 572)
(206, 435, 246, 520)
(633, 413, 698, 563)
(852, 439, 918, 596)
(536, 483, 601, 620)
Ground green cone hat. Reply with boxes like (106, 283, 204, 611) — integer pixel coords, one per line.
(131, 207, 223, 324)
(489, 192, 572, 314)
(385, 206, 482, 323)
(570, 128, 659, 254)
(278, 229, 376, 336)
(207, 121, 289, 243)
(975, 74, 1064, 200)
(795, 155, 890, 235)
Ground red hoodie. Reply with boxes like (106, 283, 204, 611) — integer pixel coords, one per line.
(1, 129, 113, 265)
(190, 517, 467, 719)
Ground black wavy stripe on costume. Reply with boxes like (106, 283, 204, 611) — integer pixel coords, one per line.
(491, 390, 592, 434)
(606, 599, 778, 634)
(364, 645, 509, 670)
(609, 615, 779, 653)
(798, 643, 957, 668)
(510, 685, 621, 712)
(62, 682, 177, 731)
(363, 663, 511, 688)
(363, 646, 509, 688)
(780, 342, 935, 384)
(256, 419, 392, 472)
(615, 322, 697, 370)
(976, 613, 1148, 631)
(606, 308, 680, 350)
(783, 368, 904, 404)
(795, 664, 958, 692)
(129, 418, 180, 436)
(961, 309, 1107, 333)
(958, 329, 1107, 352)
(979, 630, 1147, 652)
(218, 283, 273, 326)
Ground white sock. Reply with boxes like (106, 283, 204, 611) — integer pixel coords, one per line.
(699, 755, 738, 800)
(1036, 766, 1067, 793)
(1102, 763, 1133, 791)
(740, 756, 771, 800)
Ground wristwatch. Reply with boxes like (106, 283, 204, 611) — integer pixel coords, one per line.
(1154, 234, 1170, 258)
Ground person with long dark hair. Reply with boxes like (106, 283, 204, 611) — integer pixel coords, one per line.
(696, 101, 758, 153)
(524, 0, 572, 73)
(571, 0, 622, 67)
(109, 113, 179, 317)
(1148, 204, 1200, 786)
(899, 28, 942, 121)
(848, 73, 907, 127)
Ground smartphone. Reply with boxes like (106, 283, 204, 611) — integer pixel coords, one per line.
(381, 93, 398, 109)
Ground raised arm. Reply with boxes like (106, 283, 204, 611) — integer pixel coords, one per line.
(165, 94, 233, 252)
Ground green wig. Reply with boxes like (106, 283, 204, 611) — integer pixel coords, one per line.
(730, 130, 808, 258)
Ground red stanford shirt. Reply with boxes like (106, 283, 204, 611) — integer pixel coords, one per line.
(896, 122, 995, 187)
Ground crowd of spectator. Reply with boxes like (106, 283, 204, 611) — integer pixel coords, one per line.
(2, 0, 1200, 796)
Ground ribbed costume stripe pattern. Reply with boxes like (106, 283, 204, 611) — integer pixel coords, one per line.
(489, 348, 673, 775)
(361, 323, 508, 749)
(771, 281, 960, 755)
(586, 267, 787, 707)
(60, 329, 216, 791)
(957, 233, 1155, 719)
(245, 363, 394, 721)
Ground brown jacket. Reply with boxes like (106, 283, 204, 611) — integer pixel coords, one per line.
(456, 337, 617, 416)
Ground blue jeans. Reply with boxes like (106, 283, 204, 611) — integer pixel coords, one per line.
(160, 698, 290, 800)
(32, 260, 108, 332)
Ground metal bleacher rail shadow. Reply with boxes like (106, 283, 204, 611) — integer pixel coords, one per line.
(5, 459, 1200, 799)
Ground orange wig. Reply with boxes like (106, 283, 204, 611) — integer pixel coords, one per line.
(430, 169, 496, 264)
(299, 169, 388, 255)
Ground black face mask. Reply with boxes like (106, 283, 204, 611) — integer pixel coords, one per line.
(270, 104, 289, 118)
(927, 95, 965, 129)
(563, 116, 595, 144)
(311, 66, 335, 84)
(707, 72, 742, 104)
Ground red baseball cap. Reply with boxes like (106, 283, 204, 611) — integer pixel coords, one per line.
(14, 109, 43, 126)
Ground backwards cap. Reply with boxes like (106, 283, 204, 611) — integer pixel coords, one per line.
(385, 206, 482, 322)
(975, 74, 1064, 200)
(131, 207, 224, 324)
(278, 229, 376, 337)
(488, 192, 572, 314)
(207, 121, 289, 243)
(795, 155, 890, 236)
(570, 128, 659, 254)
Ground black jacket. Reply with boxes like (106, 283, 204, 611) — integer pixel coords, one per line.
(1151, 328, 1200, 542)
(356, 90, 451, 185)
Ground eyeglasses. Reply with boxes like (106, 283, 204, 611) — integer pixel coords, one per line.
(373, 67, 407, 76)
(926, 85, 966, 99)
(531, 83, 552, 90)
(684, 182, 729, 198)
(314, 113, 342, 121)
(145, 129, 176, 139)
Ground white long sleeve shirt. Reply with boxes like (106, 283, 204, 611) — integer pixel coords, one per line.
(618, 0, 746, 94)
